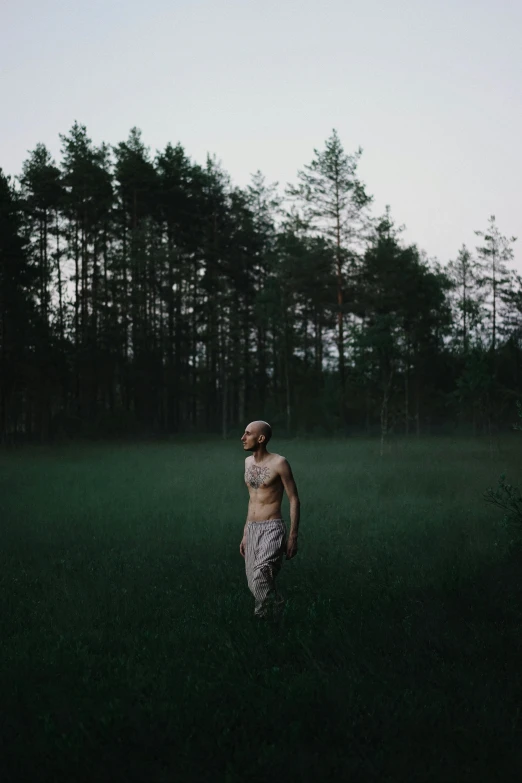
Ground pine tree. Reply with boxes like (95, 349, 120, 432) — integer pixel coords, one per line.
(19, 144, 64, 336)
(287, 129, 373, 427)
(113, 127, 159, 426)
(0, 171, 39, 442)
(446, 244, 484, 353)
(155, 142, 199, 431)
(354, 210, 452, 439)
(245, 171, 282, 420)
(60, 122, 113, 420)
(475, 215, 517, 353)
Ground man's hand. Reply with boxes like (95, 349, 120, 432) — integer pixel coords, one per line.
(240, 536, 246, 558)
(286, 535, 298, 560)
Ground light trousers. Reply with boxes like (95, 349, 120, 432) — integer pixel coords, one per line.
(245, 518, 287, 618)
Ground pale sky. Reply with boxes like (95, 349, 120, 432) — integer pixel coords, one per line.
(1, 0, 521, 271)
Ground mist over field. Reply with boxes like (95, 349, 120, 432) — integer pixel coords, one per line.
(2, 435, 522, 781)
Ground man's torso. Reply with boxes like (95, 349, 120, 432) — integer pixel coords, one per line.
(244, 453, 285, 522)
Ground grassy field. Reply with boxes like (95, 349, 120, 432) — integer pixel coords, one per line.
(2, 435, 522, 782)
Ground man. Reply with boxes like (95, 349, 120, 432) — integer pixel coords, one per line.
(239, 420, 300, 620)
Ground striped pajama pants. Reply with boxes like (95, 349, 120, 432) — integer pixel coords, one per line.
(245, 518, 287, 618)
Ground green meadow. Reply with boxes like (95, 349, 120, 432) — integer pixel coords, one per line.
(2, 436, 522, 782)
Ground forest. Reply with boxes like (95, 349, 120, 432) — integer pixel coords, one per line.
(0, 124, 520, 443)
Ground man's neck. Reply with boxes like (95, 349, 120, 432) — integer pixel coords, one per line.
(253, 448, 269, 464)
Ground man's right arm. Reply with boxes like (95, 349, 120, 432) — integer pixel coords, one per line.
(240, 461, 249, 557)
(243, 458, 249, 534)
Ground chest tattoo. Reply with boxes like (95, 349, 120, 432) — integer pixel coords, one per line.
(246, 464, 271, 489)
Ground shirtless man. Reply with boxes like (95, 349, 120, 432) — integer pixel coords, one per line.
(239, 420, 300, 619)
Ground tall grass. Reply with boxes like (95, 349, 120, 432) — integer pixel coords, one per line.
(2, 436, 522, 782)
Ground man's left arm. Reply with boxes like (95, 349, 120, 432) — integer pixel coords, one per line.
(279, 458, 300, 559)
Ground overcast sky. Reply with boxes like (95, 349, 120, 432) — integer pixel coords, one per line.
(2, 0, 520, 270)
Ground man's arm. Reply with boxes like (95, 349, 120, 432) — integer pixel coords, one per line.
(240, 459, 249, 558)
(243, 457, 250, 535)
(279, 457, 300, 540)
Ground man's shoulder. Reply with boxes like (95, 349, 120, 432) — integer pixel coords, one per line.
(271, 453, 288, 470)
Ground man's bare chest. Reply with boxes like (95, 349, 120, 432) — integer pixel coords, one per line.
(244, 462, 281, 490)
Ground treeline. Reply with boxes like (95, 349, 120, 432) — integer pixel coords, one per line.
(0, 124, 520, 443)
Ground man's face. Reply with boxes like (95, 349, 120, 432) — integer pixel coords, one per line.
(241, 424, 262, 451)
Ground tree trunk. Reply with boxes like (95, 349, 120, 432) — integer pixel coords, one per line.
(81, 211, 88, 347)
(167, 229, 175, 431)
(314, 311, 321, 375)
(404, 363, 409, 436)
(191, 259, 198, 429)
(56, 210, 64, 343)
(336, 246, 345, 426)
(0, 312, 5, 444)
(380, 367, 393, 457)
(463, 278, 468, 353)
(74, 215, 81, 413)
(415, 376, 420, 437)
(492, 252, 497, 353)
(91, 231, 99, 418)
(122, 220, 129, 363)
(257, 322, 267, 412)
(242, 303, 250, 423)
(284, 316, 291, 435)
(221, 321, 228, 439)
(43, 210, 49, 328)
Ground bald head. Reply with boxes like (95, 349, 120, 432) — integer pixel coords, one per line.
(241, 420, 272, 452)
(248, 420, 272, 444)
